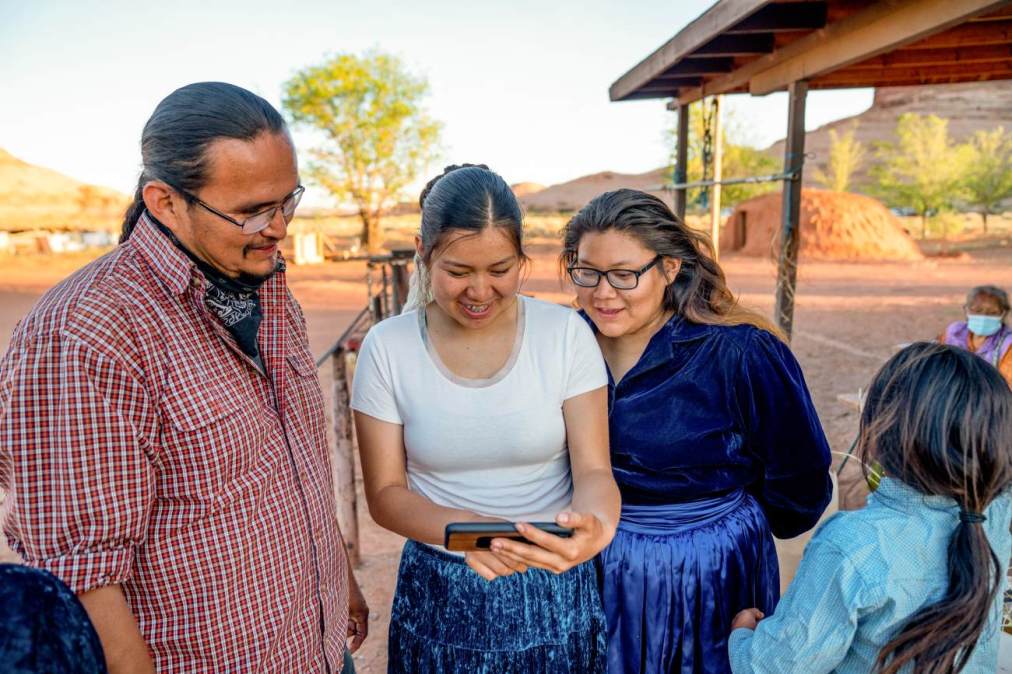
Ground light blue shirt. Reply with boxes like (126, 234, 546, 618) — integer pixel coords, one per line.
(729, 478, 1012, 673)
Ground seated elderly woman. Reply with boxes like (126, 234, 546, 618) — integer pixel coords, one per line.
(940, 284, 1012, 387)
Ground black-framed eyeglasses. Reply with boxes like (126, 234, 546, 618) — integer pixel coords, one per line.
(568, 256, 662, 290)
(173, 184, 305, 235)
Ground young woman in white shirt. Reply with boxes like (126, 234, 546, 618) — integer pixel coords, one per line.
(351, 164, 620, 672)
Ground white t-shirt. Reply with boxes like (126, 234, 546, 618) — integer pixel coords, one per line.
(350, 295, 607, 525)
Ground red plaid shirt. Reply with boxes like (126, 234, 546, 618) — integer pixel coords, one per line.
(0, 213, 348, 672)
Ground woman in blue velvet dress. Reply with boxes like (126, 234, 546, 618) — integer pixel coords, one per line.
(560, 189, 833, 674)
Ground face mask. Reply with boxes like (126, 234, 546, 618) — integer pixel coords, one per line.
(966, 314, 1003, 337)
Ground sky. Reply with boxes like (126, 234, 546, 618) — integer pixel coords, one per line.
(0, 0, 874, 205)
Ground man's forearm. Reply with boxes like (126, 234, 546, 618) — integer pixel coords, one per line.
(78, 584, 156, 674)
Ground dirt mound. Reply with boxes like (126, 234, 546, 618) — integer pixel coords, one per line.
(519, 168, 671, 213)
(721, 189, 923, 261)
(511, 182, 546, 198)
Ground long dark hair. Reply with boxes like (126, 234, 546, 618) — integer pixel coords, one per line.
(120, 82, 286, 242)
(417, 163, 527, 264)
(858, 342, 1012, 673)
(560, 188, 783, 339)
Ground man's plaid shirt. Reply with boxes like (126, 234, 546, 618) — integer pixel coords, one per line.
(0, 212, 349, 672)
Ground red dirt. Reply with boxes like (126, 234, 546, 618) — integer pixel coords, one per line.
(2, 243, 1011, 671)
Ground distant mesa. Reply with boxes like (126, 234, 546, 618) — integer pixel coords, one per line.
(0, 147, 128, 234)
(518, 168, 672, 213)
(510, 182, 546, 198)
(766, 81, 1012, 189)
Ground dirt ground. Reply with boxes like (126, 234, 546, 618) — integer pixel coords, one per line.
(1, 241, 1010, 671)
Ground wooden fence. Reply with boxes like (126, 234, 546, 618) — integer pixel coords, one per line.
(314, 250, 413, 565)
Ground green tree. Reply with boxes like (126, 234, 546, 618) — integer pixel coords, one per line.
(283, 51, 442, 252)
(963, 126, 1012, 233)
(667, 102, 778, 210)
(870, 113, 970, 239)
(814, 123, 866, 193)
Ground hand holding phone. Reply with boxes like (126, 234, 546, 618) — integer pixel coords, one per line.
(444, 521, 573, 551)
(485, 511, 611, 575)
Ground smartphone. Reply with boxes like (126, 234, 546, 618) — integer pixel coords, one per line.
(444, 522, 573, 551)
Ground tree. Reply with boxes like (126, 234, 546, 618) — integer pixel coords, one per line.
(962, 126, 1012, 233)
(813, 123, 866, 193)
(870, 113, 970, 239)
(668, 102, 779, 210)
(283, 51, 442, 253)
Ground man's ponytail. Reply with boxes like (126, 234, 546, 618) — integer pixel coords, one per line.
(120, 180, 147, 243)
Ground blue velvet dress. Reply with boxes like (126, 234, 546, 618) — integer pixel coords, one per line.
(595, 316, 832, 674)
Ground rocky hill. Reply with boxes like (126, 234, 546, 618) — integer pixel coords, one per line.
(518, 168, 672, 213)
(0, 148, 127, 232)
(767, 81, 1012, 188)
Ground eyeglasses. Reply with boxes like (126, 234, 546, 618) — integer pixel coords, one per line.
(568, 256, 662, 290)
(173, 184, 305, 235)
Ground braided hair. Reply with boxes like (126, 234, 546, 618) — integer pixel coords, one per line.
(402, 164, 527, 312)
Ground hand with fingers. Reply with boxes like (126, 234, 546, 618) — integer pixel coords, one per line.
(730, 608, 765, 631)
(465, 549, 530, 581)
(488, 511, 612, 575)
(346, 566, 370, 653)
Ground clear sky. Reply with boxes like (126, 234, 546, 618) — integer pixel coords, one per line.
(1, 0, 873, 203)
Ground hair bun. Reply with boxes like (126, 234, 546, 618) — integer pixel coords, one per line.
(419, 163, 492, 208)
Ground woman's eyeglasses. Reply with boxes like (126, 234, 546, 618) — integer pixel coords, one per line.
(568, 256, 662, 290)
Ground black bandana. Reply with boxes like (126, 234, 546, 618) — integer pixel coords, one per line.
(150, 213, 281, 371)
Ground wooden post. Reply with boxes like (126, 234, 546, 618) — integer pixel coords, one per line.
(391, 263, 410, 316)
(370, 294, 383, 323)
(674, 104, 690, 220)
(774, 80, 808, 341)
(709, 95, 723, 259)
(331, 350, 360, 566)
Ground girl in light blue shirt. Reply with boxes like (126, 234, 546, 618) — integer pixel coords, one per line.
(729, 342, 1012, 674)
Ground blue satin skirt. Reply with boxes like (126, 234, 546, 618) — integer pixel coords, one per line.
(388, 540, 607, 673)
(598, 490, 779, 674)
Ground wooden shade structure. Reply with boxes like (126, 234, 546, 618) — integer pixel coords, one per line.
(610, 0, 1012, 339)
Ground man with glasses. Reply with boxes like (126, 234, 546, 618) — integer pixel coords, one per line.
(0, 83, 366, 673)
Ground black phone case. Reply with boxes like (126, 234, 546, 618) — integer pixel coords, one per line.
(444, 522, 573, 550)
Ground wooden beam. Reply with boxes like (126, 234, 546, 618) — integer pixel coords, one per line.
(811, 66, 1012, 88)
(774, 80, 808, 341)
(657, 57, 735, 78)
(677, 0, 1007, 104)
(844, 43, 1012, 69)
(900, 19, 1012, 48)
(694, 33, 776, 56)
(820, 62, 1012, 81)
(610, 0, 772, 102)
(969, 4, 1012, 20)
(674, 105, 690, 220)
(640, 77, 705, 91)
(749, 0, 1010, 95)
(621, 90, 683, 101)
(726, 1, 827, 34)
